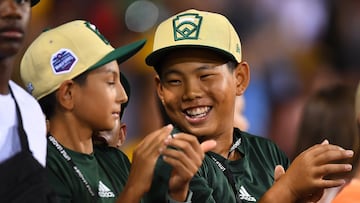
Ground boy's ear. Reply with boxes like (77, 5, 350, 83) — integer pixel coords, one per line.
(118, 122, 127, 147)
(56, 80, 76, 110)
(155, 75, 165, 104)
(234, 61, 250, 95)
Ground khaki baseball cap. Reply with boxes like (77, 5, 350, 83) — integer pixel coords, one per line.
(146, 9, 242, 66)
(20, 20, 146, 100)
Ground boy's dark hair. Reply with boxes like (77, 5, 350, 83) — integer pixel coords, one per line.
(38, 92, 56, 120)
(227, 61, 238, 71)
(154, 53, 238, 79)
(38, 71, 89, 119)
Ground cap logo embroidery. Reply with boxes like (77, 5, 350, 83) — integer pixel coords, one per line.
(236, 43, 241, 54)
(51, 48, 78, 74)
(173, 13, 202, 41)
(84, 21, 110, 45)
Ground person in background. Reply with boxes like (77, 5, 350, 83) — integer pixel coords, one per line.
(291, 83, 360, 203)
(20, 20, 216, 203)
(145, 9, 353, 203)
(332, 81, 360, 203)
(0, 0, 55, 202)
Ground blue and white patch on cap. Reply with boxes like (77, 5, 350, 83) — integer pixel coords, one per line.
(51, 48, 78, 74)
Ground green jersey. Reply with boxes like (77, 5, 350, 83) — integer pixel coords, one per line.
(46, 135, 131, 203)
(145, 128, 290, 203)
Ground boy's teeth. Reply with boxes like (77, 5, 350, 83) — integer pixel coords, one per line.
(186, 107, 209, 117)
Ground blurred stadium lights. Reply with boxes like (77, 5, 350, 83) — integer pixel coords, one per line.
(125, 0, 159, 33)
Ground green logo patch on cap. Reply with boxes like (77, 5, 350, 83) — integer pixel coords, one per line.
(236, 44, 241, 54)
(173, 13, 202, 41)
(85, 21, 110, 45)
(145, 9, 242, 66)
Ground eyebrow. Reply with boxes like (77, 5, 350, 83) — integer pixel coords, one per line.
(194, 63, 227, 74)
(197, 64, 218, 71)
(99, 69, 119, 80)
(101, 66, 118, 74)
(164, 64, 219, 74)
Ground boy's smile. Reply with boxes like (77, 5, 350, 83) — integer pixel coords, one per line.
(183, 106, 211, 123)
(156, 48, 248, 142)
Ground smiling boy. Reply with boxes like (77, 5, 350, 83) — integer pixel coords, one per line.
(145, 9, 354, 203)
(20, 20, 215, 203)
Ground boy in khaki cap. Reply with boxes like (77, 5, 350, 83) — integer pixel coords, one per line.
(145, 9, 354, 203)
(21, 20, 216, 203)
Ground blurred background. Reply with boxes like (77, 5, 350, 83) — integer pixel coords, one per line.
(12, 0, 360, 159)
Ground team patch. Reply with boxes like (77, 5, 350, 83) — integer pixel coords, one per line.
(51, 48, 78, 74)
(172, 12, 202, 41)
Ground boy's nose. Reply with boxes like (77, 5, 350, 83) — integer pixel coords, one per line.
(182, 80, 202, 100)
(117, 83, 128, 105)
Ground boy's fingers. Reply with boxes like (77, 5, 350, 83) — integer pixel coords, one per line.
(274, 165, 285, 182)
(315, 149, 354, 165)
(167, 134, 216, 153)
(135, 124, 173, 157)
(321, 139, 329, 145)
(200, 140, 217, 152)
(317, 163, 353, 178)
(319, 178, 347, 189)
(306, 144, 344, 155)
(162, 150, 196, 174)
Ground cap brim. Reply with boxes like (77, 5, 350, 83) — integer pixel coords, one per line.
(31, 0, 40, 6)
(145, 45, 236, 67)
(89, 39, 146, 71)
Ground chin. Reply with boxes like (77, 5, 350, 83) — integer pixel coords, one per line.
(186, 126, 211, 137)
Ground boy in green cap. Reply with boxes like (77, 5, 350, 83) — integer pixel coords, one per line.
(21, 20, 216, 203)
(145, 9, 354, 203)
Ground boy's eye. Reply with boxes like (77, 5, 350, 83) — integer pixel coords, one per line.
(200, 74, 214, 79)
(167, 79, 181, 85)
(108, 81, 115, 85)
